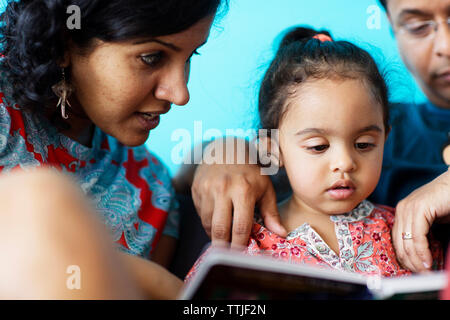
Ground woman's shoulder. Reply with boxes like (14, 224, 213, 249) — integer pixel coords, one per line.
(118, 143, 175, 193)
(0, 91, 23, 155)
(0, 89, 62, 169)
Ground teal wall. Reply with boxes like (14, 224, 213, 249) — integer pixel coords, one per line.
(146, 0, 426, 176)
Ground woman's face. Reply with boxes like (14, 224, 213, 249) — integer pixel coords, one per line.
(66, 15, 215, 147)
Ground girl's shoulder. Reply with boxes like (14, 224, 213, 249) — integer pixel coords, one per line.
(368, 202, 395, 224)
(329, 201, 395, 228)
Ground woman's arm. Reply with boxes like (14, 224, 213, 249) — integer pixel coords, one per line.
(151, 235, 177, 268)
(119, 250, 183, 300)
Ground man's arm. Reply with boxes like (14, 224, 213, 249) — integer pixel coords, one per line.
(180, 137, 287, 248)
(392, 167, 450, 272)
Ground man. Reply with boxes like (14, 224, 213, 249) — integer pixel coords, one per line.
(187, 0, 450, 274)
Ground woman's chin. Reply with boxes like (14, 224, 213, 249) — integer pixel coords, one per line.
(116, 132, 150, 147)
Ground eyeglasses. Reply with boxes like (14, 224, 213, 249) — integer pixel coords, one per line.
(398, 17, 450, 39)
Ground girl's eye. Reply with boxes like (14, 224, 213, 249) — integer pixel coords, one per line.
(355, 143, 375, 150)
(306, 145, 329, 153)
(141, 52, 163, 67)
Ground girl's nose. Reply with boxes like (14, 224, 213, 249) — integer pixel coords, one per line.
(331, 149, 357, 173)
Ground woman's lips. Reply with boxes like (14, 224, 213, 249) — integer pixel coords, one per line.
(136, 112, 161, 130)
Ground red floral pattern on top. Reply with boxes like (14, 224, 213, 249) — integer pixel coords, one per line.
(186, 201, 444, 282)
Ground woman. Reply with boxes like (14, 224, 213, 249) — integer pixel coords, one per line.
(0, 0, 225, 299)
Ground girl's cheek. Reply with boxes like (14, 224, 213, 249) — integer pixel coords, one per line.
(286, 157, 322, 184)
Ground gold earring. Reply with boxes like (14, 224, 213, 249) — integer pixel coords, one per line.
(52, 68, 73, 119)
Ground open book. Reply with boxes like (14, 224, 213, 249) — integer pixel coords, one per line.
(179, 248, 447, 300)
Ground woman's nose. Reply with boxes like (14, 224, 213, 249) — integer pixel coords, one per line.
(154, 66, 190, 106)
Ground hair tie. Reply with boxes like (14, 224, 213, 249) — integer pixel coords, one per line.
(313, 34, 333, 42)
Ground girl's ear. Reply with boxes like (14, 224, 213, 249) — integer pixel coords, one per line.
(257, 135, 283, 168)
(385, 125, 391, 141)
(278, 149, 284, 168)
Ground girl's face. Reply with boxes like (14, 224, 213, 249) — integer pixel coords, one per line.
(65, 15, 215, 147)
(278, 78, 387, 215)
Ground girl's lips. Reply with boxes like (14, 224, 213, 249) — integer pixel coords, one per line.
(136, 112, 161, 130)
(327, 187, 355, 200)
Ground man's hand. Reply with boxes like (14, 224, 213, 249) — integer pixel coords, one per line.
(191, 138, 287, 248)
(392, 168, 450, 272)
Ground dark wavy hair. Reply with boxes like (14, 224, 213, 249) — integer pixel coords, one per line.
(258, 26, 390, 133)
(0, 0, 225, 117)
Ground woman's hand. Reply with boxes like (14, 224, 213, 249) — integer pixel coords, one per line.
(392, 168, 450, 272)
(191, 138, 287, 248)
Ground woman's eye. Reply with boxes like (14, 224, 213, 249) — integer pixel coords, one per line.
(187, 49, 201, 63)
(141, 52, 163, 67)
(355, 143, 375, 150)
(306, 145, 329, 152)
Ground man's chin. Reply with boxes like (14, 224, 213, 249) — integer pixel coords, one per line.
(429, 92, 450, 109)
(425, 82, 450, 109)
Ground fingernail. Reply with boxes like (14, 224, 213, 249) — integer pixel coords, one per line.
(423, 262, 430, 269)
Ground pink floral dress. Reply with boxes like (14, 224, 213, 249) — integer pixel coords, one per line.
(186, 201, 443, 282)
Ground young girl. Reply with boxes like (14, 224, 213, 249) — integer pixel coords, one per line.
(186, 27, 443, 280)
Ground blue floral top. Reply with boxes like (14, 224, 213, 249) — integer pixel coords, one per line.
(0, 88, 179, 259)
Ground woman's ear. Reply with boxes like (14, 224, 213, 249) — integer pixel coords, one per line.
(61, 53, 71, 68)
(58, 40, 75, 68)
